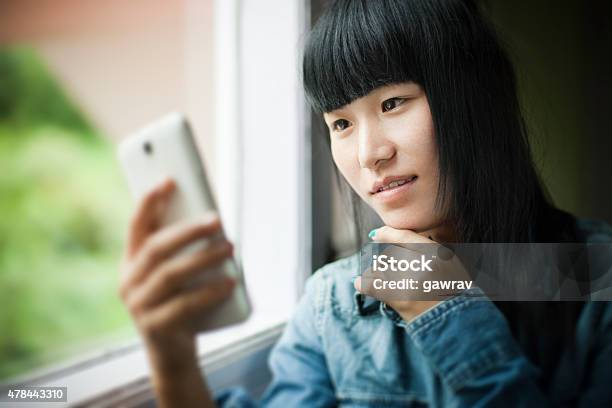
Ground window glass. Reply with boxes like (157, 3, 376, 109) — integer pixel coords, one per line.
(0, 0, 215, 382)
(0, 47, 132, 380)
(0, 0, 306, 390)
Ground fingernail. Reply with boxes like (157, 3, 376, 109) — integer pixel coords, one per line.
(164, 178, 175, 190)
(368, 229, 377, 240)
(202, 212, 219, 225)
(155, 178, 174, 196)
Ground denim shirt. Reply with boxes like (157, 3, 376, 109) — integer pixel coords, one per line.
(216, 218, 612, 407)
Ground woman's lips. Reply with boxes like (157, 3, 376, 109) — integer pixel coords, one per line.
(371, 176, 418, 203)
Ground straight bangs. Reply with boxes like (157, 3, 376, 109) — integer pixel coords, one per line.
(302, 0, 422, 113)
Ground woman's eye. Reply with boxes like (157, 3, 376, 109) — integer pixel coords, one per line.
(381, 97, 406, 112)
(332, 119, 351, 132)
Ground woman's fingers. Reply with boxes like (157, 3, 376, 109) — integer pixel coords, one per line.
(354, 276, 363, 292)
(139, 277, 235, 338)
(126, 178, 176, 258)
(371, 226, 432, 244)
(358, 226, 439, 297)
(122, 214, 223, 296)
(128, 240, 234, 311)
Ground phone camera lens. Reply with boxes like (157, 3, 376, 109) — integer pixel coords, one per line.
(143, 142, 153, 155)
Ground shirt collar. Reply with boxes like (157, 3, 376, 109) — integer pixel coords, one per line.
(353, 291, 381, 316)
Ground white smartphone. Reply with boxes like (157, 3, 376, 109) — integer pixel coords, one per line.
(117, 112, 251, 331)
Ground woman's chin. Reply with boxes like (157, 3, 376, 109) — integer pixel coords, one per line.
(379, 212, 428, 231)
(377, 208, 445, 234)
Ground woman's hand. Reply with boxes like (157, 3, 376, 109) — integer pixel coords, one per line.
(119, 178, 233, 407)
(354, 226, 468, 323)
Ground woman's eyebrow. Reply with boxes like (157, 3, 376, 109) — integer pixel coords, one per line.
(380, 82, 420, 92)
(384, 85, 420, 95)
(325, 108, 350, 118)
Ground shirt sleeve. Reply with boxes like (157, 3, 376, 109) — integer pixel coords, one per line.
(382, 289, 554, 407)
(215, 271, 336, 407)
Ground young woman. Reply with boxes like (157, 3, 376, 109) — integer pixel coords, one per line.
(119, 0, 612, 406)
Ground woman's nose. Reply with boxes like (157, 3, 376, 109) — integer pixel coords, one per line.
(358, 125, 396, 170)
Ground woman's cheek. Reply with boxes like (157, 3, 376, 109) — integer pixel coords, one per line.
(331, 141, 360, 189)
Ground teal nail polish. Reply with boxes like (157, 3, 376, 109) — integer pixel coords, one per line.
(368, 229, 377, 239)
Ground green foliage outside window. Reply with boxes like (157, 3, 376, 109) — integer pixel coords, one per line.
(0, 47, 133, 380)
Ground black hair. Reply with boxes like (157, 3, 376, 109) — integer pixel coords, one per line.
(303, 0, 584, 388)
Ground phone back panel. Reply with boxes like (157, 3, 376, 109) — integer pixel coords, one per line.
(118, 113, 250, 330)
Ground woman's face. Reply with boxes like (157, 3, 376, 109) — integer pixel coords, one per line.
(323, 82, 445, 234)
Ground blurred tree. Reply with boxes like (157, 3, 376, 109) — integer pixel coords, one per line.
(0, 46, 132, 380)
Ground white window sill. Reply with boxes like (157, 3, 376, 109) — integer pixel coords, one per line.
(2, 313, 286, 406)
